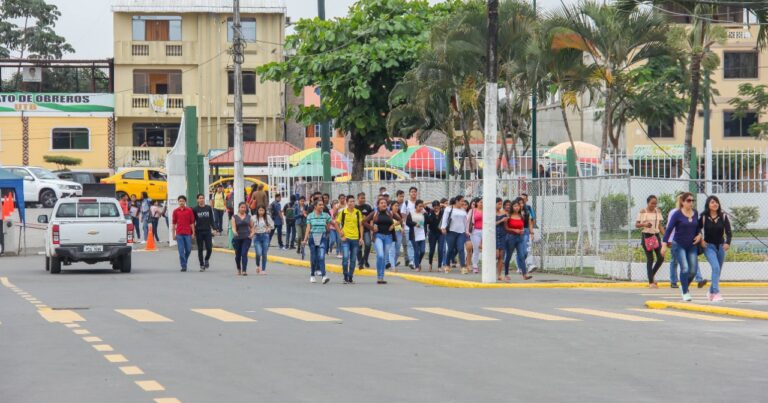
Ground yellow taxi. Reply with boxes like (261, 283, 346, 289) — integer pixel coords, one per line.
(209, 177, 270, 198)
(101, 168, 167, 200)
(335, 167, 410, 182)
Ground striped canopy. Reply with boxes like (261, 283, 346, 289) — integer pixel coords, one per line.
(287, 148, 351, 173)
(387, 146, 449, 172)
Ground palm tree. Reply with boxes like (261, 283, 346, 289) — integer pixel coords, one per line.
(550, 1, 668, 158)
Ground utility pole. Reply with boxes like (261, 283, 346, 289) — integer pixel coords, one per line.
(531, 0, 538, 180)
(703, 71, 712, 195)
(318, 0, 332, 182)
(232, 0, 245, 208)
(482, 0, 499, 284)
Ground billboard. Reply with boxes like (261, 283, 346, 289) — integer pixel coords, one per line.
(0, 93, 114, 114)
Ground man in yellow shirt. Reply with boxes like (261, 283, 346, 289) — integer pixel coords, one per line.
(337, 195, 364, 284)
(211, 185, 226, 234)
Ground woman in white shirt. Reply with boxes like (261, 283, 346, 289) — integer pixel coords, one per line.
(440, 196, 469, 273)
(406, 200, 427, 271)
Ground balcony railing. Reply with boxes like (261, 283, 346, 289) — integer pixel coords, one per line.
(132, 44, 149, 56)
(115, 41, 197, 64)
(115, 146, 173, 168)
(166, 44, 183, 57)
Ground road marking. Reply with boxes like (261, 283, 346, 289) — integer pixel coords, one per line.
(65, 323, 80, 328)
(559, 308, 662, 322)
(154, 399, 182, 403)
(135, 380, 165, 392)
(73, 329, 91, 335)
(484, 307, 580, 321)
(0, 277, 15, 287)
(93, 344, 114, 352)
(413, 308, 498, 321)
(339, 307, 417, 321)
(265, 308, 341, 322)
(38, 309, 85, 324)
(629, 308, 743, 322)
(105, 354, 128, 363)
(191, 309, 256, 322)
(83, 336, 103, 342)
(120, 366, 145, 375)
(116, 309, 173, 323)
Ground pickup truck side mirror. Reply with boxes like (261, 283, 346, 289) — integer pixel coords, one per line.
(24, 175, 34, 181)
(38, 215, 49, 224)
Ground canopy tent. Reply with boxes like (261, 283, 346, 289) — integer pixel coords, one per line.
(387, 145, 453, 172)
(274, 163, 346, 178)
(543, 141, 601, 164)
(0, 168, 26, 224)
(288, 149, 351, 173)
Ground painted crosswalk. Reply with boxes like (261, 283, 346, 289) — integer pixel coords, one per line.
(13, 306, 761, 327)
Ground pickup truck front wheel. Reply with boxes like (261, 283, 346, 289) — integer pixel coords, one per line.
(50, 256, 62, 274)
(119, 254, 132, 273)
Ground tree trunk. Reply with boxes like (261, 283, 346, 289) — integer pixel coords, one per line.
(600, 88, 612, 160)
(349, 131, 367, 181)
(683, 53, 703, 176)
(560, 99, 580, 174)
(445, 126, 455, 178)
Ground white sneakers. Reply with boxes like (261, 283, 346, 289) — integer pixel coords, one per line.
(310, 276, 317, 283)
(682, 293, 692, 302)
(322, 276, 330, 284)
(310, 276, 330, 284)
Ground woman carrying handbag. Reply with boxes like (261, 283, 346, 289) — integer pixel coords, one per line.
(635, 195, 666, 288)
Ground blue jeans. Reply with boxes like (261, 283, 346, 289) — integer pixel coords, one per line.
(131, 216, 142, 240)
(445, 232, 466, 268)
(703, 243, 726, 294)
(232, 238, 252, 272)
(428, 230, 445, 267)
(309, 234, 327, 277)
(176, 234, 192, 269)
(390, 231, 403, 266)
(328, 229, 340, 253)
(669, 241, 702, 284)
(374, 233, 393, 280)
(142, 214, 150, 240)
(270, 223, 284, 248)
(253, 233, 270, 271)
(342, 239, 360, 280)
(404, 230, 414, 264)
(504, 234, 527, 276)
(672, 242, 699, 294)
(411, 239, 426, 268)
(285, 221, 296, 248)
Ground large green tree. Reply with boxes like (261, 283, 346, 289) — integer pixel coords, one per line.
(0, 0, 74, 58)
(258, 0, 460, 180)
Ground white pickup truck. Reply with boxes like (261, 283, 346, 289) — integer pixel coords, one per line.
(39, 197, 134, 274)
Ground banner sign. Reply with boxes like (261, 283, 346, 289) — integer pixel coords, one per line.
(150, 94, 168, 113)
(633, 144, 685, 159)
(0, 93, 114, 114)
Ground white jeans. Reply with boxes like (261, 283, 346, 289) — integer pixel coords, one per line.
(470, 229, 483, 269)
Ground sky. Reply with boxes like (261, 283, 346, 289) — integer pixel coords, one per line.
(44, 0, 572, 59)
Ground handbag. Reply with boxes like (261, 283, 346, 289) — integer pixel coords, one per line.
(643, 234, 659, 252)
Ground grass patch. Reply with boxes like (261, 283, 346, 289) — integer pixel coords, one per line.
(601, 245, 767, 263)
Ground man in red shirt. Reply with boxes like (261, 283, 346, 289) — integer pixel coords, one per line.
(172, 195, 196, 271)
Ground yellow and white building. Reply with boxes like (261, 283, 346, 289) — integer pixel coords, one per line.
(0, 93, 115, 172)
(111, 0, 287, 167)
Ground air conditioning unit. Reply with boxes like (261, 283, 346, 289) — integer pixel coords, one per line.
(22, 67, 42, 83)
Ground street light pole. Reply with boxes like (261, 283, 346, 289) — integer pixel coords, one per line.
(531, 0, 538, 180)
(318, 0, 332, 182)
(232, 0, 245, 208)
(482, 0, 499, 284)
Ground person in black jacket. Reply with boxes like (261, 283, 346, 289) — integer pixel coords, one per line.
(700, 195, 732, 302)
(425, 200, 445, 272)
(193, 193, 215, 271)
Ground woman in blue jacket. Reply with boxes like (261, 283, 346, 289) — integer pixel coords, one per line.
(663, 192, 702, 302)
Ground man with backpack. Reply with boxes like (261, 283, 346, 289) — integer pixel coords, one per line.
(337, 194, 364, 284)
(269, 193, 285, 249)
(295, 196, 308, 255)
(284, 195, 297, 249)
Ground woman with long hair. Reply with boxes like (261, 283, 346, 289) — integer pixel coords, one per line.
(231, 202, 254, 276)
(505, 198, 534, 280)
(366, 197, 394, 284)
(468, 198, 483, 274)
(495, 198, 509, 282)
(425, 200, 444, 272)
(388, 200, 404, 271)
(440, 196, 469, 274)
(328, 200, 342, 258)
(635, 195, 665, 288)
(129, 195, 142, 242)
(252, 206, 274, 275)
(663, 192, 702, 301)
(700, 195, 732, 302)
(405, 199, 427, 272)
(302, 199, 333, 284)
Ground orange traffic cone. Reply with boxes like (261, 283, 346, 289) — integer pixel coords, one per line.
(145, 223, 157, 251)
(2, 194, 10, 219)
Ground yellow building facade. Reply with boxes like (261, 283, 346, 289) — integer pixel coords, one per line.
(111, 0, 287, 168)
(0, 93, 114, 172)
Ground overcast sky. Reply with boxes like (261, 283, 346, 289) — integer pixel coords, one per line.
(45, 0, 572, 59)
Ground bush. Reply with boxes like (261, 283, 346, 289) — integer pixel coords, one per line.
(43, 155, 82, 170)
(730, 206, 760, 231)
(602, 244, 767, 262)
(656, 193, 677, 217)
(599, 193, 634, 231)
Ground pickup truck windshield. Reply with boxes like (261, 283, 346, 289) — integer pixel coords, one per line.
(56, 202, 121, 218)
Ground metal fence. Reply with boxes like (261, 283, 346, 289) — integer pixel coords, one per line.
(299, 174, 768, 282)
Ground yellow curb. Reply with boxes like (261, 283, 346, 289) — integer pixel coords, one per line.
(645, 300, 768, 320)
(213, 248, 768, 289)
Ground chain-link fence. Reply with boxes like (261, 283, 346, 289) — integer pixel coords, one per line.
(296, 175, 768, 282)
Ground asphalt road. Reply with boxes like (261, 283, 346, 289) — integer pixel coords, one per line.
(1, 250, 767, 403)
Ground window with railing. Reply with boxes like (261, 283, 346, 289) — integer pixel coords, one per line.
(133, 70, 182, 94)
(724, 111, 757, 137)
(132, 16, 182, 41)
(133, 123, 179, 147)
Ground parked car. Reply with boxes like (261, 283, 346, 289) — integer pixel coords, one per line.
(56, 171, 98, 185)
(39, 197, 133, 274)
(209, 177, 270, 198)
(3, 166, 83, 208)
(335, 167, 410, 182)
(100, 168, 167, 200)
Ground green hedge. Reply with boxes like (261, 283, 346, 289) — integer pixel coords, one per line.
(602, 244, 767, 263)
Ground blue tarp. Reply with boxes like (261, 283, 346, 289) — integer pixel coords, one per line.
(0, 167, 26, 224)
